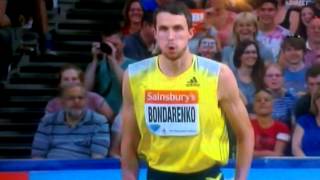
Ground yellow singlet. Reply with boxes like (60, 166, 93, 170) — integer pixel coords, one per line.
(128, 55, 229, 173)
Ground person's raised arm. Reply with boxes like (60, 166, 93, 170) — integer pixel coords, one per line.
(218, 64, 254, 180)
(84, 42, 100, 90)
(292, 124, 305, 157)
(121, 71, 140, 180)
(104, 41, 125, 85)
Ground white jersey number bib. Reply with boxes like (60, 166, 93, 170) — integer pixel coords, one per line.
(144, 90, 199, 136)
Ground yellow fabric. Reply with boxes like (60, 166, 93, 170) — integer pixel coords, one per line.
(128, 55, 229, 173)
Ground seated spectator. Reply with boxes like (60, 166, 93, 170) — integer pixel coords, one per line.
(45, 64, 114, 122)
(85, 26, 136, 158)
(222, 12, 274, 71)
(312, 0, 320, 17)
(297, 5, 315, 39)
(196, 34, 221, 61)
(295, 65, 320, 119)
(123, 11, 155, 60)
(304, 18, 320, 67)
(292, 86, 320, 156)
(122, 0, 144, 36)
(85, 26, 136, 115)
(252, 89, 290, 157)
(274, 0, 300, 34)
(32, 83, 110, 159)
(233, 40, 265, 113)
(256, 0, 291, 61)
(202, 0, 236, 47)
(264, 63, 297, 127)
(281, 36, 308, 96)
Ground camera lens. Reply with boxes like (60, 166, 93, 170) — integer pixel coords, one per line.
(100, 43, 112, 55)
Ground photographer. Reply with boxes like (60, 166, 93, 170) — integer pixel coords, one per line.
(84, 26, 136, 157)
(85, 26, 136, 116)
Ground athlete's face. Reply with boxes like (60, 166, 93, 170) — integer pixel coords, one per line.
(155, 12, 193, 61)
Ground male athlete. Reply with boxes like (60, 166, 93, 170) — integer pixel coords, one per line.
(121, 2, 254, 180)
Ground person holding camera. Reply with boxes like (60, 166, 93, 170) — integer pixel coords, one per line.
(84, 26, 136, 157)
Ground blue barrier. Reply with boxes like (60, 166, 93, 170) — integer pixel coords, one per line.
(0, 158, 320, 180)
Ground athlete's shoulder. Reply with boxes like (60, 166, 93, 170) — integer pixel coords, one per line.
(195, 55, 222, 76)
(128, 56, 157, 76)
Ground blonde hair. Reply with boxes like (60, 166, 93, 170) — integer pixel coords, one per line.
(310, 86, 320, 115)
(232, 12, 258, 45)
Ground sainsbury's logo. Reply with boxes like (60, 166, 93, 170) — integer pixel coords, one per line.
(145, 90, 198, 104)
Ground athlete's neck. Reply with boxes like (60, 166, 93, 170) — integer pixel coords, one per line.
(158, 51, 193, 77)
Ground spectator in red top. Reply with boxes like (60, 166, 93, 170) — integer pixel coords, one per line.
(251, 88, 291, 157)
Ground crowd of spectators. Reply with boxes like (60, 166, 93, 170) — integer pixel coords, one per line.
(2, 0, 320, 159)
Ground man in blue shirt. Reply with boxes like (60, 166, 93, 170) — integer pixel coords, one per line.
(31, 83, 110, 159)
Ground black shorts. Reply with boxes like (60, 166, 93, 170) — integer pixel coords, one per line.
(147, 166, 223, 180)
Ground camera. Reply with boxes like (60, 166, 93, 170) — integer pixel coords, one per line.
(100, 43, 113, 55)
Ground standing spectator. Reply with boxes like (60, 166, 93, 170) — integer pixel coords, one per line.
(292, 86, 320, 156)
(0, 0, 10, 27)
(274, 0, 300, 34)
(297, 5, 315, 39)
(45, 64, 114, 122)
(122, 0, 144, 36)
(264, 63, 297, 127)
(222, 12, 274, 71)
(304, 18, 320, 67)
(256, 0, 291, 60)
(6, 0, 54, 53)
(233, 40, 265, 113)
(295, 65, 320, 119)
(252, 89, 290, 157)
(123, 11, 155, 60)
(281, 36, 308, 96)
(0, 0, 12, 81)
(32, 83, 110, 159)
(85, 27, 136, 115)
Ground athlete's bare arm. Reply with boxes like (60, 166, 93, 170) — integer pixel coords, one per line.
(218, 64, 254, 180)
(121, 71, 141, 180)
